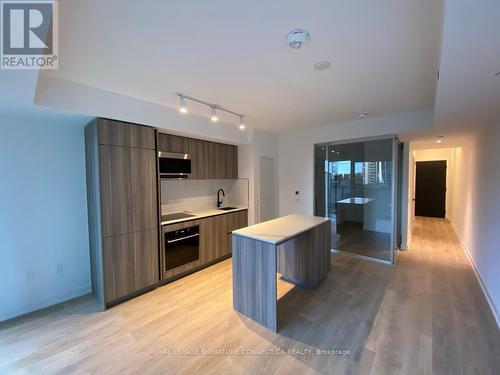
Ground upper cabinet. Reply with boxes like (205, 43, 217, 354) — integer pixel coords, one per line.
(98, 119, 155, 149)
(188, 138, 238, 179)
(158, 133, 189, 154)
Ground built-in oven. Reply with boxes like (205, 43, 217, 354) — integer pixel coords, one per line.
(164, 225, 199, 271)
(158, 151, 191, 179)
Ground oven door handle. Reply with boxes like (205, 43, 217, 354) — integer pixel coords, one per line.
(166, 233, 199, 244)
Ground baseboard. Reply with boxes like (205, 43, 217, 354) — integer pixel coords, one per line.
(0, 285, 92, 322)
(448, 218, 500, 329)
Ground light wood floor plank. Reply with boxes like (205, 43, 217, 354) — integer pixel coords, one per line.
(1, 217, 499, 374)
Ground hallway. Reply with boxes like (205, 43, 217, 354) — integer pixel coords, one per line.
(1, 218, 499, 374)
(363, 217, 500, 374)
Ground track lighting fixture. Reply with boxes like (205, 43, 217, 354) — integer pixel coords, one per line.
(211, 105, 219, 123)
(179, 94, 187, 114)
(176, 93, 246, 130)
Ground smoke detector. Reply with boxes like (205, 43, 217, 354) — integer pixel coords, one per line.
(287, 29, 310, 49)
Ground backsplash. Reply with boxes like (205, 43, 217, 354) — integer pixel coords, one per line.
(161, 179, 249, 215)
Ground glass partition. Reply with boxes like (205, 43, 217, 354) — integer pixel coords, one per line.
(314, 137, 399, 263)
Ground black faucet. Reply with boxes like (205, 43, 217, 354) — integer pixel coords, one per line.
(217, 189, 225, 208)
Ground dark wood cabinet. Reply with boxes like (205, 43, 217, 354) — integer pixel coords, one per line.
(189, 138, 210, 179)
(99, 146, 157, 237)
(85, 118, 159, 308)
(98, 119, 155, 149)
(224, 210, 248, 256)
(158, 133, 189, 154)
(103, 229, 158, 302)
(226, 144, 238, 179)
(200, 210, 248, 262)
(188, 138, 238, 179)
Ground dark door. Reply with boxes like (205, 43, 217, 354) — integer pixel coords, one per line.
(415, 161, 446, 218)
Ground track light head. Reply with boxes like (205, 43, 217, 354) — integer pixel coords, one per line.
(239, 115, 246, 130)
(210, 105, 218, 123)
(178, 94, 187, 114)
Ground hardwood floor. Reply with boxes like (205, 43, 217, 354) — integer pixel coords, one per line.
(1, 217, 499, 374)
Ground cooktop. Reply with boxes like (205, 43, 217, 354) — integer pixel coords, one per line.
(161, 212, 196, 222)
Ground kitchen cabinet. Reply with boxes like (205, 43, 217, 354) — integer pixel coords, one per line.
(200, 210, 248, 262)
(100, 146, 157, 237)
(224, 210, 248, 256)
(103, 229, 158, 302)
(188, 138, 238, 179)
(85, 118, 159, 308)
(98, 118, 155, 149)
(158, 133, 189, 154)
(188, 138, 210, 179)
(200, 214, 225, 262)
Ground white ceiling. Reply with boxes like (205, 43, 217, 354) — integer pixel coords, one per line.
(43, 0, 443, 133)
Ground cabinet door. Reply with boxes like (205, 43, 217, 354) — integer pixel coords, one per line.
(103, 234, 135, 302)
(189, 138, 209, 179)
(226, 145, 238, 179)
(134, 228, 159, 291)
(224, 210, 248, 256)
(103, 229, 158, 303)
(208, 142, 221, 179)
(100, 146, 157, 236)
(100, 145, 134, 237)
(158, 134, 189, 154)
(200, 215, 225, 262)
(131, 148, 157, 232)
(98, 119, 155, 149)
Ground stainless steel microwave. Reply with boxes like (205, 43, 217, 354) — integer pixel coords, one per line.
(158, 151, 191, 179)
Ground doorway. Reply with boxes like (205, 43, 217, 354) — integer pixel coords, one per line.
(259, 157, 277, 222)
(415, 161, 446, 218)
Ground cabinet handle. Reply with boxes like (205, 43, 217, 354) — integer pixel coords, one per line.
(166, 233, 199, 244)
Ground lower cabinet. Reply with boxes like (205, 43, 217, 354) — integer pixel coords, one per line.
(200, 210, 248, 263)
(103, 228, 158, 303)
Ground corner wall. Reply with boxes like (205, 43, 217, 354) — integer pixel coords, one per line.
(447, 122, 500, 325)
(0, 111, 92, 321)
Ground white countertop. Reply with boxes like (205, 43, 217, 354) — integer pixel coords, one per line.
(337, 197, 375, 205)
(232, 214, 330, 245)
(161, 207, 248, 226)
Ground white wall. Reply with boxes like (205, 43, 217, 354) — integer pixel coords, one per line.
(238, 128, 279, 224)
(160, 179, 249, 214)
(446, 122, 500, 325)
(278, 108, 433, 216)
(413, 148, 452, 218)
(0, 111, 92, 321)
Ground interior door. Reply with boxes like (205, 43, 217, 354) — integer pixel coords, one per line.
(415, 161, 446, 218)
(259, 157, 276, 222)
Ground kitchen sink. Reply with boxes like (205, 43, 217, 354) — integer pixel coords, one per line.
(218, 207, 238, 211)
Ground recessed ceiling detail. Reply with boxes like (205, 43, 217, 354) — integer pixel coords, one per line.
(313, 61, 331, 71)
(41, 1, 444, 133)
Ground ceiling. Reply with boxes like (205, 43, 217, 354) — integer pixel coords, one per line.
(42, 0, 443, 133)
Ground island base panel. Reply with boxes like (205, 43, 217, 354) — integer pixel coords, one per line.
(232, 235, 277, 332)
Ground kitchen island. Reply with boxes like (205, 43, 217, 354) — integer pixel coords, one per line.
(232, 214, 331, 331)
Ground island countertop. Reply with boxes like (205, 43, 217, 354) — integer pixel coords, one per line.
(232, 214, 330, 245)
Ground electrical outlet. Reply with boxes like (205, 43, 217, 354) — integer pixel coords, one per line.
(56, 263, 63, 275)
(25, 271, 34, 282)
